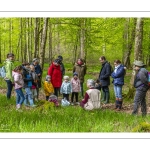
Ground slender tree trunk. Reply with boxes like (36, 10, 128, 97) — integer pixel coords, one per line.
(0, 21, 1, 64)
(30, 18, 33, 60)
(9, 18, 12, 53)
(80, 18, 85, 59)
(34, 18, 39, 58)
(20, 18, 23, 62)
(40, 18, 49, 72)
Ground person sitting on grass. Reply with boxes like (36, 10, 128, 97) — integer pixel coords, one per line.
(44, 75, 54, 100)
(80, 79, 101, 110)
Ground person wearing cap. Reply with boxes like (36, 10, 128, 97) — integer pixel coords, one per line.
(32, 58, 42, 99)
(48, 59, 62, 97)
(80, 79, 101, 110)
(4, 53, 15, 99)
(132, 60, 149, 116)
(70, 72, 81, 105)
(57, 55, 65, 79)
(73, 58, 87, 98)
(60, 75, 72, 101)
(43, 75, 54, 100)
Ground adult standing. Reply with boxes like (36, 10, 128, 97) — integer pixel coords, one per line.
(73, 58, 87, 98)
(99, 56, 111, 104)
(48, 59, 62, 97)
(58, 55, 65, 79)
(32, 58, 42, 99)
(132, 60, 149, 116)
(111, 60, 125, 110)
(4, 53, 15, 99)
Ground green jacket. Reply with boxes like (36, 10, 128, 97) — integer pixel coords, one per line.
(4, 59, 14, 81)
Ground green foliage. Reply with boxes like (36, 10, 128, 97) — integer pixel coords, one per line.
(132, 122, 150, 132)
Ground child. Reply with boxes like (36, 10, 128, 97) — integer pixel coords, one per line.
(44, 75, 54, 100)
(95, 79, 101, 91)
(12, 65, 25, 110)
(60, 75, 72, 101)
(48, 94, 59, 106)
(30, 65, 38, 102)
(22, 62, 36, 107)
(70, 72, 81, 105)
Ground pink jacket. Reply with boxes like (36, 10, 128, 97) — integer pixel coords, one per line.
(71, 78, 81, 92)
(12, 71, 24, 89)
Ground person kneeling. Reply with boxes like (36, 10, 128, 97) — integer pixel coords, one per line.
(80, 79, 101, 110)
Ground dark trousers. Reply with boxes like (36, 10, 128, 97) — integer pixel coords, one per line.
(63, 93, 69, 101)
(101, 86, 110, 103)
(71, 92, 78, 102)
(46, 96, 49, 101)
(80, 82, 84, 98)
(132, 88, 148, 116)
(5, 80, 13, 99)
(54, 87, 60, 97)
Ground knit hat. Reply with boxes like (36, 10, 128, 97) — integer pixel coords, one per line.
(133, 60, 145, 67)
(64, 75, 69, 80)
(54, 59, 61, 64)
(46, 75, 51, 81)
(58, 55, 63, 61)
(73, 72, 78, 76)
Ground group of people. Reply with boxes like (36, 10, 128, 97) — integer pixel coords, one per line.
(2, 53, 149, 116)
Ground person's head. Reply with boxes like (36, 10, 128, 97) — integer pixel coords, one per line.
(133, 60, 145, 71)
(99, 56, 106, 64)
(64, 75, 69, 82)
(77, 58, 84, 65)
(32, 58, 39, 65)
(114, 60, 121, 67)
(73, 72, 78, 79)
(46, 75, 51, 82)
(54, 59, 61, 66)
(87, 79, 95, 88)
(7, 53, 15, 61)
(58, 55, 63, 63)
(13, 65, 22, 73)
(30, 65, 35, 71)
(22, 62, 30, 69)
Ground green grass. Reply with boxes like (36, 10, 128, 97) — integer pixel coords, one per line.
(0, 62, 150, 132)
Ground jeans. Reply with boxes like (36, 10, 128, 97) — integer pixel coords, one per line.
(114, 85, 123, 99)
(15, 88, 25, 105)
(5, 80, 13, 99)
(24, 87, 34, 106)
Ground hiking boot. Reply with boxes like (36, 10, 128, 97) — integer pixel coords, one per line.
(75, 102, 80, 105)
(71, 102, 74, 106)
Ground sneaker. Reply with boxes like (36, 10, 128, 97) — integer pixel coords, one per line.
(75, 102, 80, 105)
(71, 102, 74, 106)
(16, 104, 21, 110)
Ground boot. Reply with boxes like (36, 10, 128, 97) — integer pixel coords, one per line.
(116, 99, 122, 111)
(104, 92, 109, 104)
(101, 91, 106, 102)
(114, 98, 119, 109)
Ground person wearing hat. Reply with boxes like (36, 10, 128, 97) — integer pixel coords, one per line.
(70, 72, 81, 105)
(80, 79, 101, 110)
(73, 58, 87, 98)
(60, 75, 72, 101)
(48, 59, 62, 97)
(58, 55, 65, 79)
(4, 53, 15, 99)
(132, 60, 149, 116)
(32, 58, 42, 99)
(43, 75, 54, 100)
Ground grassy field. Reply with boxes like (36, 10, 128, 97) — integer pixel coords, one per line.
(0, 63, 150, 132)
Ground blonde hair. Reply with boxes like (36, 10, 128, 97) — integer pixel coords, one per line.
(64, 75, 69, 80)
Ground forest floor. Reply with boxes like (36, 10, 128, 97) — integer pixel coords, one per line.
(1, 88, 150, 115)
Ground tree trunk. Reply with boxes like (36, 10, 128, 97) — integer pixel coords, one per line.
(40, 18, 49, 72)
(0, 21, 1, 64)
(80, 18, 85, 59)
(20, 18, 23, 62)
(9, 18, 12, 53)
(34, 18, 39, 58)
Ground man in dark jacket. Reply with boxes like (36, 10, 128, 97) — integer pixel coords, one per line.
(99, 56, 111, 104)
(132, 60, 149, 116)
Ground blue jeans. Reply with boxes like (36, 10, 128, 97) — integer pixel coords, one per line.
(5, 80, 13, 99)
(15, 88, 25, 105)
(24, 87, 34, 106)
(114, 85, 122, 99)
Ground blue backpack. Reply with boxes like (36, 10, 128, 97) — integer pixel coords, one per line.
(0, 66, 6, 78)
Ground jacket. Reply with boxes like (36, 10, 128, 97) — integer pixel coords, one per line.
(43, 81, 54, 96)
(12, 71, 24, 89)
(71, 78, 81, 92)
(99, 61, 111, 86)
(111, 64, 125, 86)
(73, 63, 87, 83)
(4, 59, 14, 81)
(60, 81, 72, 94)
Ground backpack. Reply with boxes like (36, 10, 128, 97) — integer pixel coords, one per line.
(148, 72, 150, 87)
(0, 66, 6, 78)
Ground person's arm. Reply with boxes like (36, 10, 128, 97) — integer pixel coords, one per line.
(80, 92, 89, 108)
(139, 71, 148, 85)
(112, 67, 124, 78)
(60, 82, 64, 94)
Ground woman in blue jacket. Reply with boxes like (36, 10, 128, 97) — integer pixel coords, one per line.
(111, 60, 126, 111)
